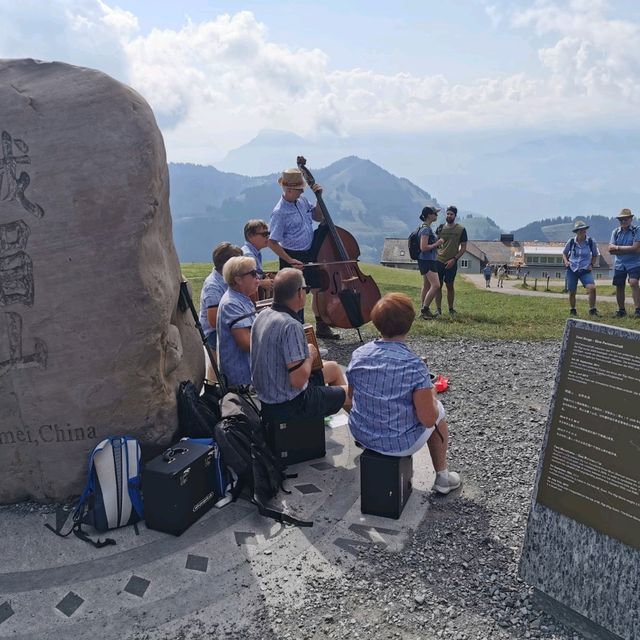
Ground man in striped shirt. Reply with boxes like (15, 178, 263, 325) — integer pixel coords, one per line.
(250, 268, 348, 425)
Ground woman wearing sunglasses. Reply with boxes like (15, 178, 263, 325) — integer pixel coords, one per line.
(217, 256, 260, 388)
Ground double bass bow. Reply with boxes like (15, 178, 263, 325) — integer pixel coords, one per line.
(296, 156, 381, 333)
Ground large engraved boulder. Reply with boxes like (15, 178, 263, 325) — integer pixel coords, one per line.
(0, 59, 203, 502)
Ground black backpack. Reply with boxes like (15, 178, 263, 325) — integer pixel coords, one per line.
(567, 236, 594, 255)
(177, 380, 223, 438)
(214, 393, 312, 527)
(408, 224, 426, 260)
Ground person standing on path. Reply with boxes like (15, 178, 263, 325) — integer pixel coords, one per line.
(496, 264, 507, 288)
(482, 263, 492, 288)
(418, 206, 444, 319)
(268, 168, 339, 338)
(562, 220, 600, 317)
(609, 208, 640, 318)
(434, 206, 467, 315)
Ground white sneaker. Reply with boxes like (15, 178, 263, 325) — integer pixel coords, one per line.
(433, 471, 461, 495)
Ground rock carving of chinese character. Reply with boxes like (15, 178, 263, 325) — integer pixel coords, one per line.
(0, 311, 47, 377)
(0, 219, 30, 255)
(0, 131, 45, 218)
(0, 251, 34, 306)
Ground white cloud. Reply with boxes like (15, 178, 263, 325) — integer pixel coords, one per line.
(1, 1, 639, 161)
(0, 0, 132, 81)
(512, 0, 640, 100)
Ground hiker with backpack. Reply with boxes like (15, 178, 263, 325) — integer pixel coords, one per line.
(482, 263, 492, 288)
(434, 206, 468, 315)
(217, 256, 259, 387)
(562, 220, 600, 317)
(608, 208, 640, 318)
(250, 268, 349, 426)
(416, 205, 445, 319)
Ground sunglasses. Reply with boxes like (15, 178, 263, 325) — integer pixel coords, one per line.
(255, 231, 270, 237)
(299, 285, 311, 294)
(241, 270, 259, 278)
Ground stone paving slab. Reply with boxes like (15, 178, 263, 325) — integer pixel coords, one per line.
(0, 423, 437, 639)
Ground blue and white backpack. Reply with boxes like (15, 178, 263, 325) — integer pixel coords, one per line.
(47, 436, 144, 547)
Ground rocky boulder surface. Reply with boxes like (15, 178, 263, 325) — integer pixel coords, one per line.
(0, 59, 203, 502)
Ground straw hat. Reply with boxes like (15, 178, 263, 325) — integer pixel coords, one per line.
(572, 220, 589, 232)
(277, 168, 306, 190)
(617, 208, 633, 219)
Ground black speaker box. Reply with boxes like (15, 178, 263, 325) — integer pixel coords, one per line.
(267, 416, 326, 465)
(143, 441, 218, 535)
(360, 449, 413, 519)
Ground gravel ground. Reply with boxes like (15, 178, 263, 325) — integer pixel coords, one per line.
(232, 335, 577, 640)
(3, 335, 585, 640)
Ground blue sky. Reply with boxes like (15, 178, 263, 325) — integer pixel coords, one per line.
(2, 0, 640, 165)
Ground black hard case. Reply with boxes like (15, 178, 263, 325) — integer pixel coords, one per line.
(360, 449, 413, 519)
(143, 441, 218, 535)
(267, 416, 326, 465)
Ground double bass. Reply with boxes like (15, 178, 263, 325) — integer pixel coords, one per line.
(296, 156, 381, 331)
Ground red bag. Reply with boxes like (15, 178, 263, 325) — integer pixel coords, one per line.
(430, 373, 449, 393)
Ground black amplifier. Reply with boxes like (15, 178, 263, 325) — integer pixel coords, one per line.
(143, 441, 218, 535)
(360, 449, 413, 519)
(267, 416, 326, 465)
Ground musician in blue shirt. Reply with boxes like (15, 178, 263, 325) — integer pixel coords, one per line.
(217, 256, 259, 387)
(242, 219, 273, 297)
(199, 242, 242, 379)
(268, 168, 339, 339)
(346, 293, 461, 495)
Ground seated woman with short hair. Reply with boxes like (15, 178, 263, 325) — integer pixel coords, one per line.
(346, 293, 461, 494)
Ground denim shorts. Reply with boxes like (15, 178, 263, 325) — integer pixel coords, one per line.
(566, 268, 595, 292)
(612, 265, 640, 286)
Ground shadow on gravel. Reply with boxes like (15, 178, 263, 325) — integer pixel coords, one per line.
(293, 493, 576, 640)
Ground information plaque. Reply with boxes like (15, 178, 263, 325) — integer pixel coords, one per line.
(536, 322, 640, 550)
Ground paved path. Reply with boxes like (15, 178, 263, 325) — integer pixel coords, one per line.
(0, 421, 439, 640)
(463, 273, 617, 302)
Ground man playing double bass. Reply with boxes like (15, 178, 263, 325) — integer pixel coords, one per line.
(268, 167, 339, 339)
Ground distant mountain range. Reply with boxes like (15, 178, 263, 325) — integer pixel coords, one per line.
(512, 215, 621, 243)
(170, 156, 442, 263)
(214, 128, 640, 230)
(168, 158, 625, 264)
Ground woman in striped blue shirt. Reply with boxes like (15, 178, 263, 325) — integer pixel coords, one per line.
(346, 293, 461, 494)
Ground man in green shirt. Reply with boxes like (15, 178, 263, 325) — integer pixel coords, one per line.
(435, 206, 468, 315)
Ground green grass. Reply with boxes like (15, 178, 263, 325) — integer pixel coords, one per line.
(515, 282, 618, 296)
(181, 262, 639, 341)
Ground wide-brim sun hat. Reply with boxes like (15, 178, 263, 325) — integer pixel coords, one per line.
(617, 208, 633, 219)
(278, 168, 306, 190)
(572, 220, 589, 232)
